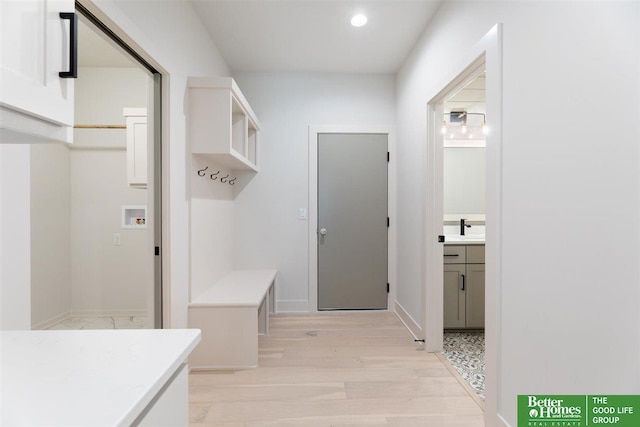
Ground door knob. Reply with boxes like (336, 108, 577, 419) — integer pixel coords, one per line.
(319, 228, 328, 235)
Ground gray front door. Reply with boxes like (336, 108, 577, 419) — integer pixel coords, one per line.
(318, 133, 388, 310)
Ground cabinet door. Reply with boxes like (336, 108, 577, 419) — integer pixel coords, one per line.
(126, 115, 147, 187)
(443, 263, 466, 328)
(0, 0, 75, 126)
(465, 263, 485, 328)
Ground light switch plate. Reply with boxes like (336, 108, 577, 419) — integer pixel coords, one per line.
(299, 208, 307, 220)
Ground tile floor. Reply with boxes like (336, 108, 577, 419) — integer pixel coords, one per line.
(189, 312, 484, 426)
(47, 316, 147, 330)
(442, 331, 485, 399)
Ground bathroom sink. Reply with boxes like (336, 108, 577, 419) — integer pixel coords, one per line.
(444, 235, 485, 242)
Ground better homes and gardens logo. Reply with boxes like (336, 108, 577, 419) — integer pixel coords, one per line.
(518, 395, 640, 427)
(520, 395, 584, 426)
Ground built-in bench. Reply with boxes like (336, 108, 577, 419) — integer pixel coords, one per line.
(188, 269, 277, 370)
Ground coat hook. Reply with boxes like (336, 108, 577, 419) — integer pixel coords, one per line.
(210, 171, 220, 180)
(197, 166, 208, 177)
(220, 174, 229, 183)
(228, 177, 236, 185)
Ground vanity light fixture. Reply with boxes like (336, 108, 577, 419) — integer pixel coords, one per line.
(442, 111, 487, 140)
(351, 14, 368, 27)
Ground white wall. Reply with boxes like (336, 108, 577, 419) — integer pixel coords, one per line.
(231, 73, 396, 311)
(85, 0, 231, 327)
(75, 67, 149, 125)
(396, 2, 640, 425)
(30, 143, 71, 328)
(0, 145, 31, 330)
(189, 155, 234, 301)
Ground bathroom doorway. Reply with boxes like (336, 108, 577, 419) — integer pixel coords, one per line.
(422, 25, 503, 424)
(30, 6, 163, 330)
(441, 72, 487, 400)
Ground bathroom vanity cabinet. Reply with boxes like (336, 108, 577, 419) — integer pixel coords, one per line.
(443, 244, 485, 329)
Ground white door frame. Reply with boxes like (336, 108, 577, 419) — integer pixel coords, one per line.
(78, 0, 170, 328)
(423, 24, 503, 426)
(308, 125, 397, 313)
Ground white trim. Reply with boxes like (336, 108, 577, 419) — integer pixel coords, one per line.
(275, 300, 309, 313)
(394, 301, 423, 341)
(308, 125, 397, 313)
(33, 310, 149, 330)
(31, 311, 72, 330)
(423, 24, 503, 427)
(497, 414, 511, 427)
(78, 0, 171, 329)
(70, 310, 148, 318)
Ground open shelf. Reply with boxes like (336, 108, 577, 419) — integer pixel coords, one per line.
(188, 77, 261, 172)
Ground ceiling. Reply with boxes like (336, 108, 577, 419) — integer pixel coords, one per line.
(445, 73, 486, 114)
(189, 0, 444, 73)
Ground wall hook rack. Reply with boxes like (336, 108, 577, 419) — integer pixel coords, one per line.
(196, 166, 236, 185)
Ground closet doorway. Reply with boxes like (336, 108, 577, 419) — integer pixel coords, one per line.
(30, 5, 163, 330)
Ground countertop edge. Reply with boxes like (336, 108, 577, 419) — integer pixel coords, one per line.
(117, 329, 201, 427)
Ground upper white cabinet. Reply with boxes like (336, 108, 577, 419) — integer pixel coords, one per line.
(123, 108, 147, 188)
(188, 77, 260, 171)
(0, 0, 75, 143)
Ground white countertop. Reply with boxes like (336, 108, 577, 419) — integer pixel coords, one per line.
(0, 329, 201, 427)
(443, 235, 485, 245)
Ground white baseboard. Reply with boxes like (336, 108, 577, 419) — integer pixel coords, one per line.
(497, 414, 510, 427)
(32, 311, 72, 330)
(275, 300, 309, 313)
(394, 300, 423, 340)
(70, 309, 147, 318)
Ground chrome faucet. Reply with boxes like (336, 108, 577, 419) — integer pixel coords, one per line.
(460, 218, 471, 236)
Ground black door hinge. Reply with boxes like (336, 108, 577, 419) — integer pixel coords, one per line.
(387, 217, 390, 228)
(155, 246, 160, 256)
(387, 283, 390, 293)
(387, 152, 390, 162)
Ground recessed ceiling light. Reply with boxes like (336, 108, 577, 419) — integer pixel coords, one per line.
(350, 14, 367, 27)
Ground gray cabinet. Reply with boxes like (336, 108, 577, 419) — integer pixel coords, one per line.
(443, 244, 485, 329)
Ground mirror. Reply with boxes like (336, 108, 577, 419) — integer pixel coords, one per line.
(443, 147, 485, 216)
(443, 73, 485, 220)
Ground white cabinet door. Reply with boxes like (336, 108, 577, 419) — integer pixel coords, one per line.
(124, 108, 147, 187)
(0, 0, 75, 141)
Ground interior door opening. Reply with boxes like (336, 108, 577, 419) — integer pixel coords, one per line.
(440, 72, 487, 401)
(29, 4, 163, 330)
(422, 25, 503, 425)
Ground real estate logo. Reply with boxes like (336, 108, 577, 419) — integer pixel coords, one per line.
(520, 395, 584, 426)
(518, 395, 640, 427)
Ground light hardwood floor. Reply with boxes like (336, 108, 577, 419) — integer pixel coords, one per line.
(189, 312, 484, 426)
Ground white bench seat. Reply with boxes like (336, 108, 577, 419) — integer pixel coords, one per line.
(188, 269, 277, 370)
